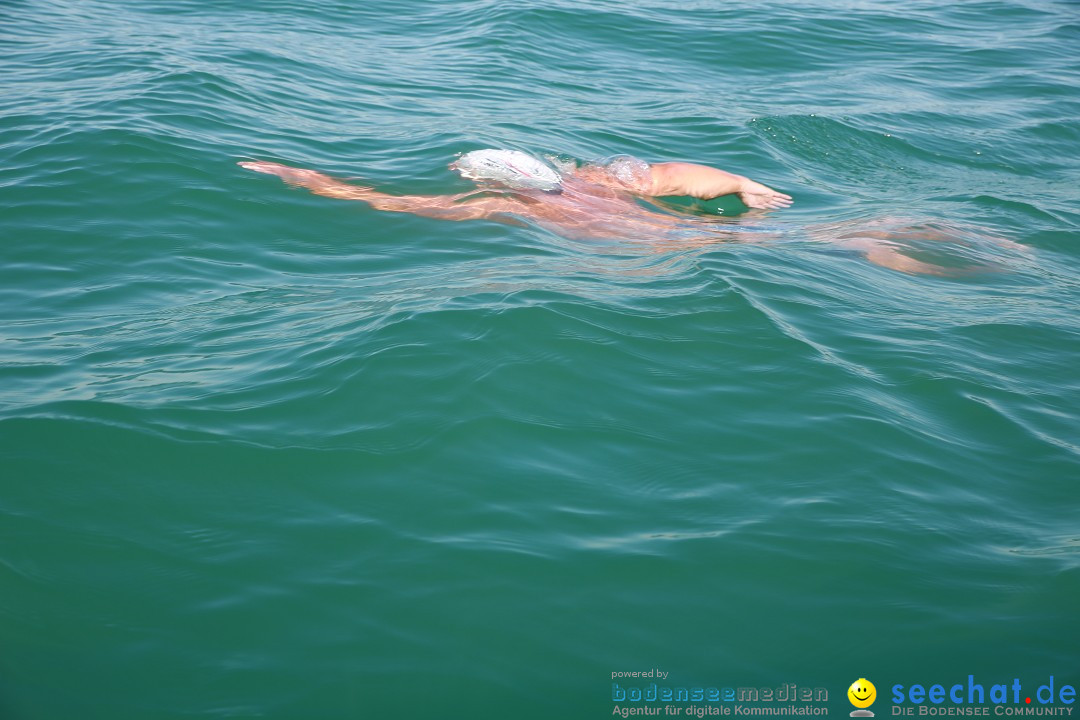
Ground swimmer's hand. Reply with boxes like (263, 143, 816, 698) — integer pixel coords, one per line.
(648, 162, 792, 210)
(239, 160, 373, 200)
(737, 179, 793, 210)
(239, 161, 333, 187)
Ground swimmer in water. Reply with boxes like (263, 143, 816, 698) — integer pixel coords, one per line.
(238, 150, 999, 275)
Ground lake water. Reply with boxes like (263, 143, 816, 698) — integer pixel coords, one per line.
(1, 0, 1078, 718)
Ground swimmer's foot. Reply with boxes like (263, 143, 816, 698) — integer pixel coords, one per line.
(737, 179, 793, 210)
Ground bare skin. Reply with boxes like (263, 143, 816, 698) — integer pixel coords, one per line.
(237, 158, 996, 275)
(238, 158, 789, 235)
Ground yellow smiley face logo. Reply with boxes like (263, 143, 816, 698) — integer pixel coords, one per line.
(848, 679, 876, 709)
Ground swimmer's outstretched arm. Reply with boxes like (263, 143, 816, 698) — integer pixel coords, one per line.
(238, 161, 524, 222)
(648, 162, 793, 210)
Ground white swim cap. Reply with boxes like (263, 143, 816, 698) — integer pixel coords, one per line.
(451, 149, 562, 192)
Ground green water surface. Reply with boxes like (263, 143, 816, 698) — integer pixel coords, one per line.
(1, 0, 1078, 718)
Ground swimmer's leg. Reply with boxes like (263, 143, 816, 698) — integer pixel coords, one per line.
(827, 219, 1027, 276)
(830, 235, 957, 276)
(861, 244, 951, 276)
(238, 161, 526, 222)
